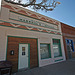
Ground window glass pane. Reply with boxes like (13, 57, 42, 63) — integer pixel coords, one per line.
(53, 44, 60, 57)
(53, 39, 59, 43)
(53, 39, 62, 57)
(40, 44, 50, 59)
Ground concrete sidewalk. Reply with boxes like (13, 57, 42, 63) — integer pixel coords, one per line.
(13, 60, 75, 75)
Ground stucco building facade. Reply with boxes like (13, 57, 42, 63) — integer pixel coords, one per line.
(0, 0, 65, 72)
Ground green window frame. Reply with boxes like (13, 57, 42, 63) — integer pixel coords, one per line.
(40, 43, 51, 59)
(52, 39, 62, 58)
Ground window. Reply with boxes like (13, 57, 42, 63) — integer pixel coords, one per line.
(66, 39, 74, 52)
(53, 44, 60, 57)
(40, 44, 51, 59)
(53, 39, 62, 57)
(22, 47, 25, 55)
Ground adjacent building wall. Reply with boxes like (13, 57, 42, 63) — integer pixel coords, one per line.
(61, 23, 75, 59)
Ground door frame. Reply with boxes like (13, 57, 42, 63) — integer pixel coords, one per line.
(18, 43, 30, 70)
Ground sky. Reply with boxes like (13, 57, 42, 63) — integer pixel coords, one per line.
(0, 0, 75, 27)
(27, 0, 75, 27)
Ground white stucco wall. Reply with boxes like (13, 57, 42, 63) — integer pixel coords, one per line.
(0, 1, 66, 67)
(0, 26, 66, 67)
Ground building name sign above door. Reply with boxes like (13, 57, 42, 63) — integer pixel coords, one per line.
(9, 11, 58, 30)
(18, 17, 58, 30)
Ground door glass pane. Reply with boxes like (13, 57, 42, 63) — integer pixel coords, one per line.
(22, 47, 25, 55)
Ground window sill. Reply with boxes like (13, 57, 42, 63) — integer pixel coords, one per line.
(41, 57, 51, 60)
(54, 55, 62, 58)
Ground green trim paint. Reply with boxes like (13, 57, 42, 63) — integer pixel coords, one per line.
(55, 59, 63, 62)
(9, 18, 58, 30)
(6, 36, 39, 70)
(40, 43, 51, 60)
(37, 39, 39, 67)
(6, 37, 8, 60)
(18, 43, 30, 70)
(49, 44, 51, 58)
(18, 44, 20, 71)
(0, 24, 61, 36)
(8, 35, 38, 39)
(28, 44, 30, 68)
(0, 20, 61, 36)
(52, 38, 62, 58)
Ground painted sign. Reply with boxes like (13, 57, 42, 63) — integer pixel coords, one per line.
(9, 11, 58, 30)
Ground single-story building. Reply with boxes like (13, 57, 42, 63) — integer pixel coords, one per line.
(0, 0, 65, 72)
(61, 23, 75, 59)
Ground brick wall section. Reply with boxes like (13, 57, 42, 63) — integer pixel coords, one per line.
(61, 23, 75, 35)
(7, 37, 38, 72)
(61, 23, 75, 59)
(62, 36, 68, 59)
